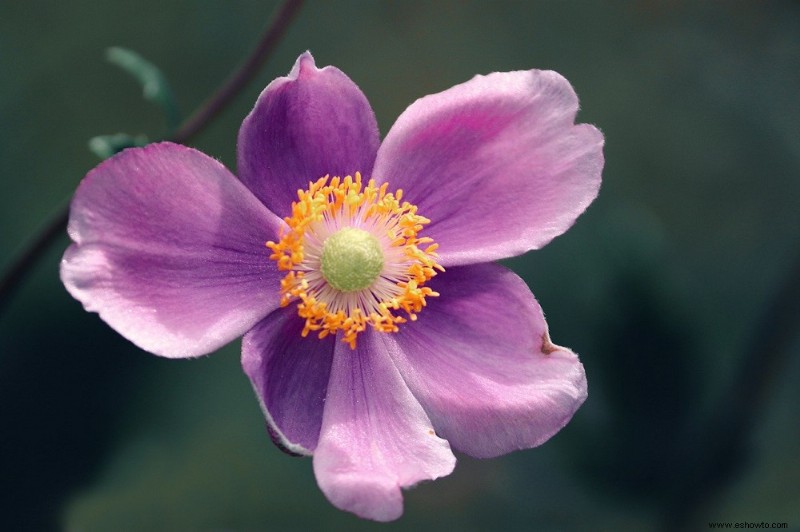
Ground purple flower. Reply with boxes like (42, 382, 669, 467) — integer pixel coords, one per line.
(61, 52, 603, 521)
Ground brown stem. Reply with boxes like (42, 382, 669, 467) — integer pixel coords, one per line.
(172, 0, 305, 143)
(0, 0, 304, 316)
(0, 209, 69, 317)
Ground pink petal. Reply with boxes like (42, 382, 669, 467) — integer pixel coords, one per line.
(373, 69, 603, 266)
(61, 142, 283, 358)
(313, 331, 456, 522)
(237, 52, 381, 218)
(385, 263, 587, 458)
(241, 306, 335, 455)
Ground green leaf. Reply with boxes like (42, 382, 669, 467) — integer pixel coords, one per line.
(88, 133, 149, 160)
(106, 46, 182, 131)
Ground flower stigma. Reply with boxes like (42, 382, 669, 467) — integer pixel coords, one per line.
(267, 173, 443, 349)
(321, 227, 384, 292)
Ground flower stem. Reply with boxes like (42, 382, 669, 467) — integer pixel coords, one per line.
(0, 0, 304, 316)
(172, 0, 305, 143)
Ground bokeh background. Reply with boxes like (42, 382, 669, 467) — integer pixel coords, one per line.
(2, 1, 799, 530)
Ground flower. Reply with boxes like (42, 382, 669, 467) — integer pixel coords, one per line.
(61, 52, 603, 521)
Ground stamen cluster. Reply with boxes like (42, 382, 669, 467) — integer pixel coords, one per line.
(267, 173, 443, 348)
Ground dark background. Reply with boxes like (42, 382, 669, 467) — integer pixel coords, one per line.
(2, 1, 799, 530)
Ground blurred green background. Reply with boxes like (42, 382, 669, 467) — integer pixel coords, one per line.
(2, 1, 799, 530)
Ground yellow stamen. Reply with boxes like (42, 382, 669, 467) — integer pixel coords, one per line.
(266, 173, 442, 349)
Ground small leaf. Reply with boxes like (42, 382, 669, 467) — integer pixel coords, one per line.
(106, 47, 181, 131)
(88, 133, 149, 160)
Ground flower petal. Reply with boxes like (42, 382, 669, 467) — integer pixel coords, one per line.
(313, 331, 456, 522)
(385, 263, 587, 458)
(61, 142, 283, 358)
(237, 52, 380, 218)
(241, 306, 335, 456)
(373, 69, 603, 266)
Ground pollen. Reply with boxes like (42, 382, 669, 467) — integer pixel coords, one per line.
(266, 172, 443, 349)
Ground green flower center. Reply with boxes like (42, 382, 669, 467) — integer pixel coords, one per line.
(320, 227, 384, 292)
